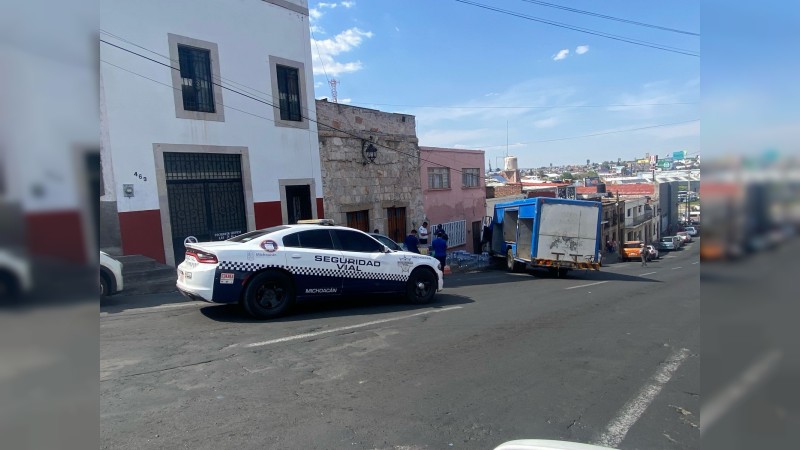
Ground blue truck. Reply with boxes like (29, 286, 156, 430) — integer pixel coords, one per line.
(489, 197, 603, 275)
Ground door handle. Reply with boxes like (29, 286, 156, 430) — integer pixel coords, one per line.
(290, 254, 301, 259)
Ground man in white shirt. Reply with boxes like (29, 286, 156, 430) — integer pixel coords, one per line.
(418, 221, 429, 245)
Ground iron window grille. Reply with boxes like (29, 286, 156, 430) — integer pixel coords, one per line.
(178, 45, 215, 113)
(428, 167, 450, 189)
(277, 65, 302, 121)
(462, 168, 480, 187)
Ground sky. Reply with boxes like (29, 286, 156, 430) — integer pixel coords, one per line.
(306, 0, 701, 168)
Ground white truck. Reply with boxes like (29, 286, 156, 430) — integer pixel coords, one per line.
(489, 197, 603, 276)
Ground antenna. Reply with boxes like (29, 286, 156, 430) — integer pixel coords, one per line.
(329, 79, 339, 103)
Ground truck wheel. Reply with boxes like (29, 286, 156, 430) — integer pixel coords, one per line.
(406, 268, 437, 304)
(506, 249, 523, 273)
(242, 271, 295, 319)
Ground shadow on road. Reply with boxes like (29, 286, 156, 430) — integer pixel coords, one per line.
(199, 292, 474, 323)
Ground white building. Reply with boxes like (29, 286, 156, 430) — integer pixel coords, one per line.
(100, 0, 322, 265)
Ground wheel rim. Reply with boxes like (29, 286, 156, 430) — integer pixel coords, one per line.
(415, 277, 432, 299)
(255, 281, 287, 310)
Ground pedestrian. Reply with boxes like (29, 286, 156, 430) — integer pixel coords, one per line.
(640, 243, 648, 267)
(435, 224, 448, 242)
(606, 240, 612, 254)
(430, 232, 448, 269)
(404, 229, 420, 254)
(418, 221, 429, 245)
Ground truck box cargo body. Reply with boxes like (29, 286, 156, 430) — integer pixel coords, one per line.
(491, 198, 602, 273)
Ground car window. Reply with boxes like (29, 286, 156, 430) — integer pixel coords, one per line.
(335, 229, 384, 253)
(283, 230, 336, 250)
(372, 235, 400, 251)
(227, 226, 289, 242)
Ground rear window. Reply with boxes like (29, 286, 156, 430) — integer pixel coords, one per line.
(226, 226, 289, 243)
(283, 230, 336, 250)
(661, 237, 673, 242)
(623, 243, 641, 248)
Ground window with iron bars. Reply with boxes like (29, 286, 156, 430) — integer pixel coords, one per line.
(462, 168, 480, 188)
(178, 45, 215, 113)
(428, 167, 450, 189)
(277, 65, 302, 121)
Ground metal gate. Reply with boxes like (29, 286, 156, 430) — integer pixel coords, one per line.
(165, 152, 247, 264)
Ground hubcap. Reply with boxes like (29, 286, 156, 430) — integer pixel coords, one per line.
(257, 283, 284, 309)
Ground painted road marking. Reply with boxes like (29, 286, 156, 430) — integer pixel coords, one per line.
(691, 262, 699, 265)
(245, 306, 464, 348)
(100, 302, 202, 317)
(700, 349, 782, 435)
(594, 347, 691, 448)
(565, 281, 610, 290)
(641, 272, 658, 276)
(671, 266, 683, 270)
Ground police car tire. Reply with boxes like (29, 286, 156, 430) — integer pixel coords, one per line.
(406, 268, 437, 305)
(242, 271, 295, 319)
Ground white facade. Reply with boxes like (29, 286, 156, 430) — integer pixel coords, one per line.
(100, 0, 322, 265)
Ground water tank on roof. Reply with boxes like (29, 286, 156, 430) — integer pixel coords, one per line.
(504, 156, 518, 171)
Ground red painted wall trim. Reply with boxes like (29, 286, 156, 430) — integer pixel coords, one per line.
(25, 210, 87, 264)
(119, 210, 166, 264)
(316, 198, 325, 219)
(254, 201, 282, 229)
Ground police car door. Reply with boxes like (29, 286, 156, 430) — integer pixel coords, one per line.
(332, 229, 405, 295)
(282, 229, 344, 298)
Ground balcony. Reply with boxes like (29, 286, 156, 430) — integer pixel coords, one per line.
(625, 211, 653, 228)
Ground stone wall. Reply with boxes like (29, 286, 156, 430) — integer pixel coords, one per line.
(315, 100, 424, 237)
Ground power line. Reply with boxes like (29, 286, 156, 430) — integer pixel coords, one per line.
(519, 0, 699, 36)
(470, 119, 700, 149)
(453, 0, 700, 57)
(348, 101, 698, 110)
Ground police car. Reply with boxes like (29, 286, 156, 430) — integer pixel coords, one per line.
(176, 221, 444, 319)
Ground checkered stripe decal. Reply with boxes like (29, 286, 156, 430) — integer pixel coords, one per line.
(218, 261, 409, 282)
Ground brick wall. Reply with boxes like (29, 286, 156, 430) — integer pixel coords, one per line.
(486, 184, 523, 199)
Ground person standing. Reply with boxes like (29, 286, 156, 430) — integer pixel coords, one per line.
(640, 243, 648, 267)
(435, 224, 448, 243)
(404, 229, 420, 254)
(430, 232, 448, 269)
(418, 221, 429, 245)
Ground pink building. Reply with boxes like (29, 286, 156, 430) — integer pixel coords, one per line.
(419, 147, 486, 253)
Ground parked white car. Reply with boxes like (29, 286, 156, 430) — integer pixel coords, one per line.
(100, 252, 124, 297)
(646, 245, 659, 261)
(0, 249, 32, 299)
(685, 226, 698, 236)
(176, 223, 444, 319)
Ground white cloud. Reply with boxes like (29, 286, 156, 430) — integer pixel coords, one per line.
(309, 8, 323, 20)
(341, 1, 356, 8)
(314, 81, 324, 88)
(318, 2, 337, 8)
(339, 98, 353, 104)
(533, 117, 559, 128)
(311, 28, 373, 76)
(575, 45, 589, 55)
(395, 26, 400, 32)
(553, 49, 569, 61)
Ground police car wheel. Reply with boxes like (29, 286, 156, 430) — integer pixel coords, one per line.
(242, 271, 295, 319)
(406, 268, 436, 304)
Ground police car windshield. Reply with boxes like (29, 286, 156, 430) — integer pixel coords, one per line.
(227, 226, 289, 243)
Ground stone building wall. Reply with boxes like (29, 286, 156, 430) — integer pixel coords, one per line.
(315, 100, 424, 239)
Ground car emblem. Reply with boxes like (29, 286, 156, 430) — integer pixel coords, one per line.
(397, 256, 413, 273)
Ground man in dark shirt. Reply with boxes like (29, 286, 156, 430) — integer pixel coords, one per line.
(404, 229, 420, 254)
(430, 232, 448, 268)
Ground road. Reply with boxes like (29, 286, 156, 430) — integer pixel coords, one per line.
(101, 241, 700, 450)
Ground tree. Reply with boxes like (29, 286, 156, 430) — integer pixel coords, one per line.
(537, 169, 545, 178)
(561, 171, 573, 180)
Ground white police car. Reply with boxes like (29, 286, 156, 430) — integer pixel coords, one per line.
(176, 222, 444, 319)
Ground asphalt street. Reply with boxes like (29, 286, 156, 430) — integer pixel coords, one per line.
(101, 241, 700, 450)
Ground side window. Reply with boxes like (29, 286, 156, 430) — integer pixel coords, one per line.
(335, 230, 384, 253)
(283, 232, 300, 247)
(296, 230, 336, 250)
